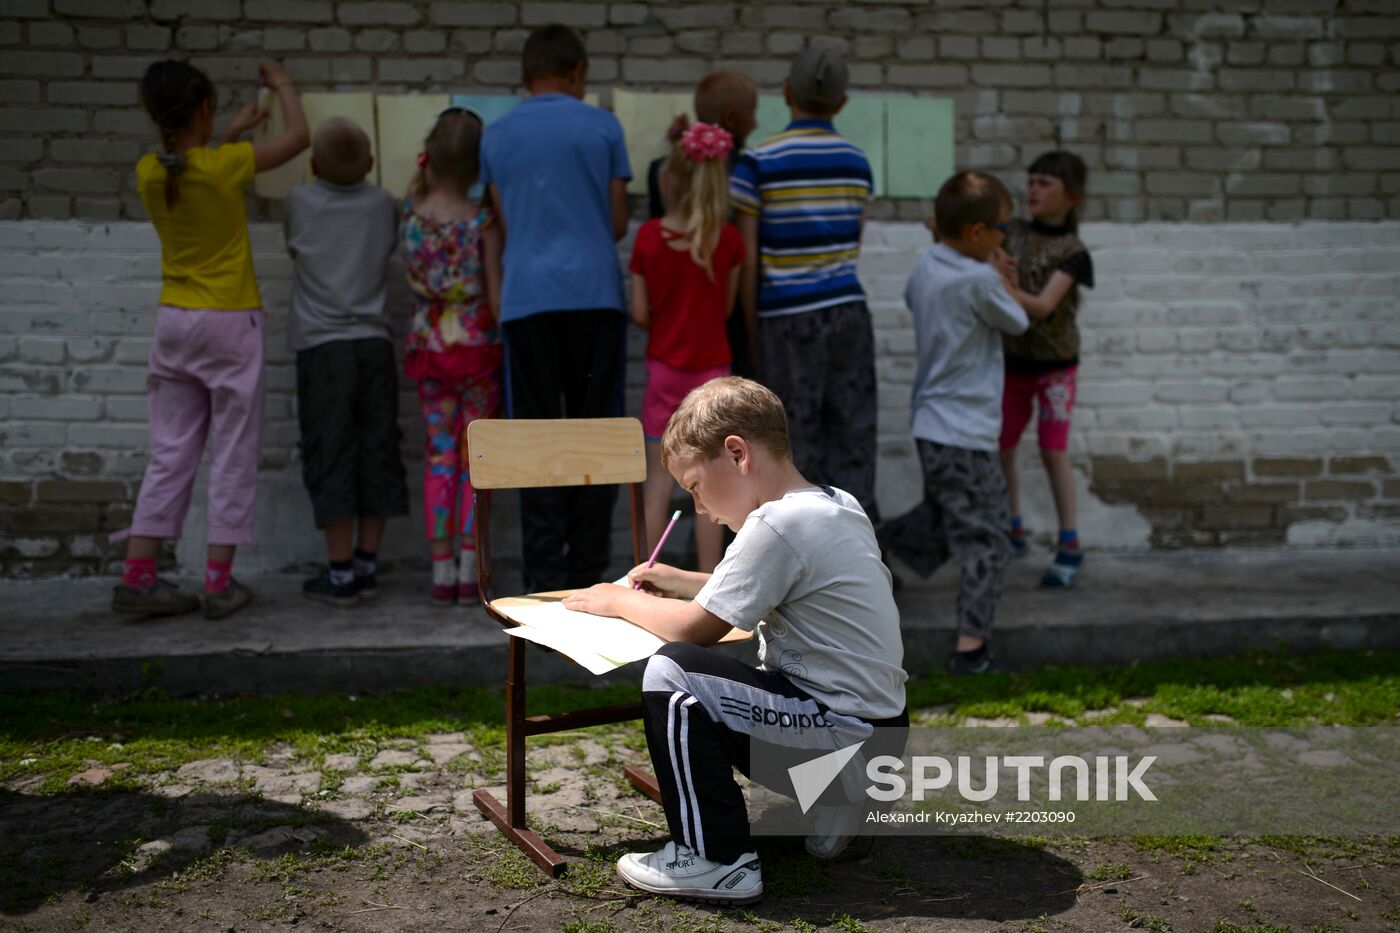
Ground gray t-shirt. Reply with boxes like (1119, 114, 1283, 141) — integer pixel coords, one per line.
(284, 179, 398, 352)
(695, 486, 907, 721)
(906, 243, 1030, 451)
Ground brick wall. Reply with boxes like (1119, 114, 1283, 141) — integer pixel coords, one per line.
(2, 0, 1400, 575)
(2, 218, 1398, 576)
(1, 0, 1399, 221)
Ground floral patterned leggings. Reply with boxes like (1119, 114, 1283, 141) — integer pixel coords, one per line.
(417, 376, 501, 544)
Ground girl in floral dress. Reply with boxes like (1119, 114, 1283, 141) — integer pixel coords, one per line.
(400, 107, 502, 606)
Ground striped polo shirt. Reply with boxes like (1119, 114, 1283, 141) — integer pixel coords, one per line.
(729, 118, 873, 318)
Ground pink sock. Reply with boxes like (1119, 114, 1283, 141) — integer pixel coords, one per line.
(205, 559, 233, 594)
(122, 558, 157, 590)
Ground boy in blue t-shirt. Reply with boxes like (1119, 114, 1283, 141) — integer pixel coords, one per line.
(479, 24, 632, 591)
(729, 49, 878, 523)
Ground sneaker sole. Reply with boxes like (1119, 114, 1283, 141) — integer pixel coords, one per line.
(303, 591, 359, 608)
(204, 592, 252, 621)
(111, 603, 199, 618)
(615, 869, 764, 905)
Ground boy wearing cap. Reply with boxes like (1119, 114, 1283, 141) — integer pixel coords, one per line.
(730, 49, 879, 522)
(285, 117, 409, 606)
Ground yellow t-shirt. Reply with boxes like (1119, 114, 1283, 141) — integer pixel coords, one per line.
(136, 142, 261, 310)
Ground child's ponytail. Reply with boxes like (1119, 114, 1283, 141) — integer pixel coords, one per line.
(668, 122, 735, 279)
(139, 60, 216, 210)
(410, 108, 483, 203)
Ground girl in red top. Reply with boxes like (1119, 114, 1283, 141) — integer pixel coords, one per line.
(629, 121, 745, 572)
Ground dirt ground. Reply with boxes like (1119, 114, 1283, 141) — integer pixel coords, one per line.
(3, 727, 1398, 933)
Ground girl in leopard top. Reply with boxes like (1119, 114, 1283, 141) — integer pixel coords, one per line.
(997, 151, 1094, 589)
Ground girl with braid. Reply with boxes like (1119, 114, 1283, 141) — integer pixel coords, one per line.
(111, 60, 308, 621)
(996, 151, 1095, 589)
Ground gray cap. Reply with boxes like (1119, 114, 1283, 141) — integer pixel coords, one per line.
(787, 48, 848, 111)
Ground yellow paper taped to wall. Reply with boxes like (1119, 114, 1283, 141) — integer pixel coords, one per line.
(374, 94, 451, 201)
(613, 89, 693, 196)
(252, 90, 379, 199)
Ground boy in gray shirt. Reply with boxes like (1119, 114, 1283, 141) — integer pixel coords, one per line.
(285, 117, 407, 607)
(879, 171, 1042, 675)
(563, 377, 908, 904)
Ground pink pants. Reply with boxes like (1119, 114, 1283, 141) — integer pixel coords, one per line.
(121, 306, 266, 547)
(418, 374, 501, 542)
(999, 365, 1077, 453)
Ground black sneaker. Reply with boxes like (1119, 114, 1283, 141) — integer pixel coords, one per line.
(946, 649, 999, 676)
(303, 570, 358, 607)
(353, 572, 379, 601)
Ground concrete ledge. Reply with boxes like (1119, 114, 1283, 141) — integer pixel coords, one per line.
(1, 548, 1396, 696)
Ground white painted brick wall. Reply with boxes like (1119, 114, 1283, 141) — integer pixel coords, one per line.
(1, 218, 1398, 575)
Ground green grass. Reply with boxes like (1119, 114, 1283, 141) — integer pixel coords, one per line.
(0, 681, 640, 791)
(1, 649, 1396, 794)
(906, 649, 1400, 726)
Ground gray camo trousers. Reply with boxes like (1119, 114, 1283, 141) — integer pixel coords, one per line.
(758, 301, 879, 521)
(878, 440, 1011, 641)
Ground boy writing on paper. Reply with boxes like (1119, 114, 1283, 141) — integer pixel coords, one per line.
(564, 376, 908, 905)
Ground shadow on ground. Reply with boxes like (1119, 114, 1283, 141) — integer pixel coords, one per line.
(0, 788, 369, 915)
(553, 833, 1083, 925)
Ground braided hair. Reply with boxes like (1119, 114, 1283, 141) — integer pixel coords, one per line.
(139, 60, 216, 210)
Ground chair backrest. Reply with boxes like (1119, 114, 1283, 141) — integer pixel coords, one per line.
(467, 417, 647, 490)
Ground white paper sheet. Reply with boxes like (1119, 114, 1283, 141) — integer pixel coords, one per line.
(496, 592, 667, 675)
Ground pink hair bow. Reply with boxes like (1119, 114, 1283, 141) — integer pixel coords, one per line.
(680, 122, 733, 163)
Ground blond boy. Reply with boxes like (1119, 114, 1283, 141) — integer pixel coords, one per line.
(564, 377, 907, 904)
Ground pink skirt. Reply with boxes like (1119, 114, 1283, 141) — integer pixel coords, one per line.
(642, 358, 732, 440)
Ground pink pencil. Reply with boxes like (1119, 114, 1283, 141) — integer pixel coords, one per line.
(634, 510, 681, 590)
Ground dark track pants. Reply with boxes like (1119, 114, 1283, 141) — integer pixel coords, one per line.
(642, 642, 908, 864)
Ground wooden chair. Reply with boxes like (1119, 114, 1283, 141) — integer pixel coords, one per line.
(467, 416, 665, 876)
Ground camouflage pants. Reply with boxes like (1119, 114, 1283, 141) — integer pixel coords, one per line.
(878, 440, 1011, 640)
(758, 301, 879, 521)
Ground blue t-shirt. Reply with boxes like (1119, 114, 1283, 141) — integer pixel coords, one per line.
(480, 93, 632, 322)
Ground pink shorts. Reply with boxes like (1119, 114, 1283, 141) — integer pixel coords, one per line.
(642, 359, 731, 440)
(1000, 365, 1077, 452)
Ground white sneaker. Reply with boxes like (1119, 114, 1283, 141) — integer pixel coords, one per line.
(616, 841, 763, 904)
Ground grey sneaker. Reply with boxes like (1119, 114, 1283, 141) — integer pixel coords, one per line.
(111, 578, 201, 618)
(203, 578, 253, 620)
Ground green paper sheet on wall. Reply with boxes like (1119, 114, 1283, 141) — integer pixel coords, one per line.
(836, 96, 885, 197)
(884, 97, 955, 199)
(749, 94, 789, 151)
(742, 94, 885, 196)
